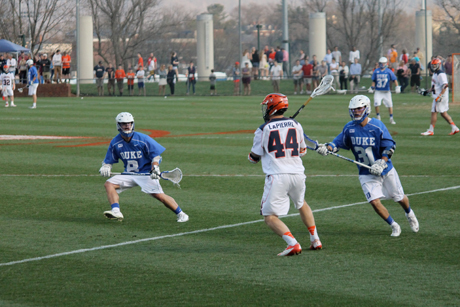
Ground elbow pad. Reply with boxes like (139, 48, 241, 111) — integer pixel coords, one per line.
(382, 146, 395, 159)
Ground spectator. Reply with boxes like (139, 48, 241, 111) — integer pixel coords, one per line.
(39, 54, 51, 84)
(136, 65, 145, 96)
(115, 64, 126, 96)
(415, 47, 424, 68)
(309, 54, 317, 65)
(396, 61, 409, 93)
(136, 53, 144, 70)
(209, 69, 217, 95)
(242, 49, 252, 69)
(400, 49, 409, 64)
(259, 52, 269, 80)
(268, 47, 276, 71)
(61, 51, 71, 84)
(323, 49, 333, 73)
(330, 58, 340, 89)
(18, 55, 28, 84)
(251, 47, 259, 80)
(233, 62, 240, 96)
(275, 46, 283, 68)
(282, 47, 289, 77)
(94, 61, 105, 96)
(349, 58, 362, 94)
(166, 64, 176, 96)
(147, 53, 157, 81)
(388, 45, 398, 69)
(170, 51, 179, 82)
(332, 46, 342, 64)
(408, 58, 421, 93)
(49, 53, 54, 82)
(312, 60, 320, 88)
(299, 49, 306, 65)
(301, 60, 313, 94)
(186, 61, 196, 95)
(126, 67, 135, 96)
(444, 55, 453, 89)
(52, 49, 62, 83)
(6, 53, 16, 76)
(339, 61, 349, 90)
(158, 64, 167, 96)
(0, 54, 7, 73)
(292, 60, 303, 94)
(242, 62, 251, 95)
(106, 63, 116, 96)
(270, 61, 283, 92)
(263, 45, 270, 63)
(317, 60, 328, 80)
(349, 46, 360, 64)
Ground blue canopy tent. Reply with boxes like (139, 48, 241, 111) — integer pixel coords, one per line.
(0, 39, 30, 53)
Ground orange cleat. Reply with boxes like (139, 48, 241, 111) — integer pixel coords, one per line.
(421, 130, 434, 136)
(277, 243, 302, 256)
(449, 129, 459, 136)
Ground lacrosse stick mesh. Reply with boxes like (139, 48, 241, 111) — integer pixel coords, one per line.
(311, 75, 335, 98)
(160, 168, 182, 187)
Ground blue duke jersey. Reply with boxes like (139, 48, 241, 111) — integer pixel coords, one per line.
(330, 118, 395, 176)
(28, 66, 39, 84)
(251, 117, 306, 175)
(372, 68, 397, 91)
(103, 132, 165, 173)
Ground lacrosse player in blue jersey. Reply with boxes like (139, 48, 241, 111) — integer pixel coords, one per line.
(316, 95, 419, 237)
(99, 112, 189, 222)
(368, 57, 400, 124)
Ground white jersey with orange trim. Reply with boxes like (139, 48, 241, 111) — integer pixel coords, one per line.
(251, 117, 306, 175)
(0, 72, 15, 90)
(431, 71, 449, 100)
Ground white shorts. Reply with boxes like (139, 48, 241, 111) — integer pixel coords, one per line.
(359, 167, 405, 203)
(106, 175, 164, 194)
(2, 88, 13, 97)
(260, 173, 306, 216)
(431, 96, 449, 113)
(28, 83, 38, 96)
(374, 91, 393, 108)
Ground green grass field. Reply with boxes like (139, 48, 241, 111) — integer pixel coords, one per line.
(0, 92, 459, 306)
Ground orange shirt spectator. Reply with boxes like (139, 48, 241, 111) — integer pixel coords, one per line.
(137, 53, 143, 70)
(127, 71, 135, 85)
(389, 50, 398, 67)
(62, 54, 71, 69)
(115, 68, 126, 80)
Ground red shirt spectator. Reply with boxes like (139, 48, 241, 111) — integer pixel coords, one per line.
(302, 63, 313, 78)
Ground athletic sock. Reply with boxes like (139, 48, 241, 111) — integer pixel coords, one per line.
(385, 215, 394, 225)
(111, 203, 120, 212)
(390, 114, 393, 118)
(174, 206, 182, 214)
(33, 103, 36, 107)
(308, 225, 319, 241)
(429, 124, 435, 132)
(282, 231, 298, 246)
(404, 205, 412, 214)
(450, 122, 459, 131)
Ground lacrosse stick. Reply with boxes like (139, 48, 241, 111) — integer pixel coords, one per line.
(417, 87, 430, 96)
(17, 85, 28, 93)
(110, 167, 183, 187)
(303, 133, 371, 170)
(290, 75, 335, 119)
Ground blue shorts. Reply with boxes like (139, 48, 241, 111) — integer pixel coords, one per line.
(138, 81, 144, 88)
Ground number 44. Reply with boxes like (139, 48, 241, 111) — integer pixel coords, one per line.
(268, 129, 299, 158)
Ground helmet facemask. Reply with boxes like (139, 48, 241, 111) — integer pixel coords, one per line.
(115, 112, 135, 138)
(348, 95, 371, 124)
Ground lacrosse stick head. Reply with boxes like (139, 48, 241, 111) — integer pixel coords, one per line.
(18, 87, 23, 93)
(303, 134, 319, 150)
(348, 95, 371, 123)
(160, 168, 183, 187)
(417, 87, 430, 96)
(311, 75, 335, 98)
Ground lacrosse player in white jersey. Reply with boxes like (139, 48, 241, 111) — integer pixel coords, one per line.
(369, 57, 400, 124)
(1, 64, 16, 107)
(421, 58, 459, 136)
(248, 93, 322, 256)
(316, 95, 419, 237)
(99, 112, 189, 222)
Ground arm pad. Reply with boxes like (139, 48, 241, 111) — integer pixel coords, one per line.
(248, 152, 261, 164)
(299, 147, 307, 157)
(382, 146, 395, 159)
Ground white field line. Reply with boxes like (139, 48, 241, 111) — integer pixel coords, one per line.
(0, 185, 459, 268)
(0, 174, 457, 178)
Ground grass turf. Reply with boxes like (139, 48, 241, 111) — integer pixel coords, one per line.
(0, 92, 459, 306)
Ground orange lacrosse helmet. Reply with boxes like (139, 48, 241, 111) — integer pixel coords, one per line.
(431, 58, 442, 72)
(261, 93, 289, 121)
(3, 64, 8, 71)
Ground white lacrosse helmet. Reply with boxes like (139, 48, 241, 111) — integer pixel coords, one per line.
(26, 59, 34, 66)
(115, 112, 135, 138)
(379, 57, 388, 69)
(349, 95, 371, 123)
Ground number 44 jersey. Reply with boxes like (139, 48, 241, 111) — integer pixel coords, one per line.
(251, 117, 306, 175)
(330, 118, 395, 176)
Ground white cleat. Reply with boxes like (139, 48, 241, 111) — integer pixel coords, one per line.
(389, 118, 396, 125)
(29, 105, 36, 109)
(177, 211, 189, 222)
(376, 115, 381, 120)
(5, 104, 9, 108)
(405, 211, 419, 233)
(391, 222, 401, 237)
(11, 104, 16, 107)
(421, 130, 434, 136)
(104, 210, 124, 221)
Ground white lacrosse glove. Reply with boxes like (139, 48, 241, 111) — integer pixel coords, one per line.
(370, 159, 388, 176)
(395, 86, 401, 94)
(435, 95, 443, 103)
(316, 144, 329, 156)
(150, 165, 161, 180)
(99, 163, 112, 177)
(368, 86, 375, 94)
(299, 147, 307, 157)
